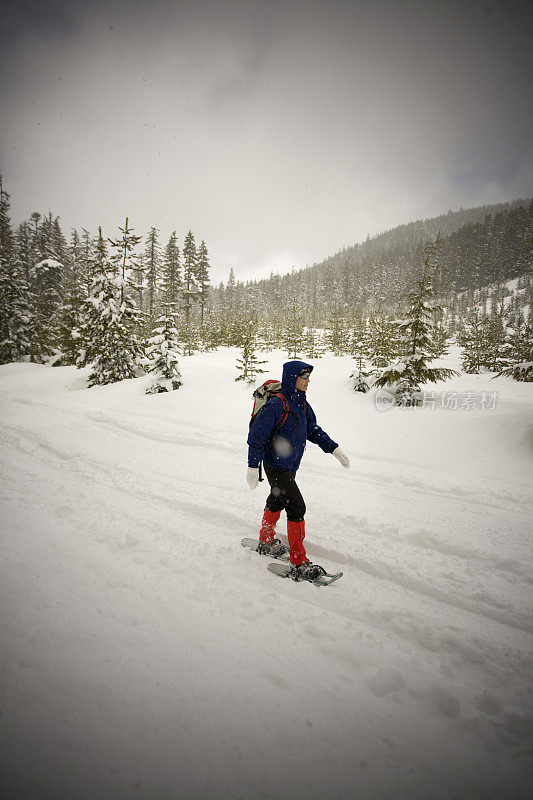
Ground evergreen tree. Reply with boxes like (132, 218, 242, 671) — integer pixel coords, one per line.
(349, 367, 372, 393)
(349, 316, 371, 392)
(145, 313, 183, 393)
(29, 257, 63, 362)
(219, 268, 240, 345)
(108, 217, 142, 302)
(15, 221, 33, 284)
(179, 321, 200, 356)
(303, 327, 325, 359)
(162, 231, 181, 313)
(67, 229, 83, 296)
(79, 229, 94, 294)
(458, 308, 486, 373)
(144, 227, 161, 318)
(226, 267, 237, 309)
(481, 309, 511, 372)
(282, 302, 304, 358)
(77, 251, 143, 386)
(131, 252, 146, 314)
(54, 271, 86, 367)
(0, 179, 32, 363)
(76, 228, 108, 366)
(374, 241, 458, 405)
(196, 239, 211, 328)
(182, 230, 198, 324)
(429, 310, 452, 359)
(29, 212, 43, 265)
(367, 315, 401, 370)
(53, 228, 88, 366)
(235, 313, 267, 384)
(349, 315, 370, 366)
(496, 312, 533, 381)
(326, 308, 349, 355)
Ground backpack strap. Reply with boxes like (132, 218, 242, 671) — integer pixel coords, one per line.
(272, 392, 290, 430)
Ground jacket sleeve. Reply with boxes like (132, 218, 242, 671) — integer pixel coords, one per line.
(305, 402, 338, 454)
(247, 397, 283, 468)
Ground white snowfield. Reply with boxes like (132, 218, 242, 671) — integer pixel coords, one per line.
(1, 348, 532, 800)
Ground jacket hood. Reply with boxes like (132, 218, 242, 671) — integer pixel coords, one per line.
(281, 360, 314, 396)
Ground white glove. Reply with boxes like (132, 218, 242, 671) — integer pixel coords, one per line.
(246, 466, 259, 490)
(333, 447, 350, 469)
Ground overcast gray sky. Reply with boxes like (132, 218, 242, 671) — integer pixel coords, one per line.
(1, 0, 531, 284)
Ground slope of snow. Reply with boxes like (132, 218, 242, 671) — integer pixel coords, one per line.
(1, 350, 532, 800)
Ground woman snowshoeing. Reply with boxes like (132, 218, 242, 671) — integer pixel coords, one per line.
(246, 360, 350, 580)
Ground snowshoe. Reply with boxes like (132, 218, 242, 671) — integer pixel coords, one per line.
(289, 560, 327, 581)
(257, 538, 288, 558)
(268, 561, 343, 587)
(241, 537, 289, 561)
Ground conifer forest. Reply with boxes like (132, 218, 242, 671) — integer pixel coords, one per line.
(1, 178, 531, 404)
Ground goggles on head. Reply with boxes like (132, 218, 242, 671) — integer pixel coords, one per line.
(298, 370, 311, 379)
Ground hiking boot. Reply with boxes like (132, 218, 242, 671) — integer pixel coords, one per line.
(289, 560, 327, 581)
(257, 538, 288, 558)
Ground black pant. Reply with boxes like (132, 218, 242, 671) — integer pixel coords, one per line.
(264, 465, 306, 522)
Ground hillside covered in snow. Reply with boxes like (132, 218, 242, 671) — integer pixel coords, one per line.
(1, 348, 532, 800)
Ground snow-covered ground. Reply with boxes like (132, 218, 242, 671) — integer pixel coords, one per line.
(1, 348, 532, 800)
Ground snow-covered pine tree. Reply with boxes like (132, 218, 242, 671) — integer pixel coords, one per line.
(77, 245, 143, 386)
(129, 251, 145, 313)
(221, 268, 247, 347)
(144, 227, 161, 319)
(366, 315, 400, 370)
(38, 212, 70, 267)
(52, 226, 89, 366)
(29, 211, 43, 259)
(0, 178, 32, 363)
(162, 231, 181, 315)
(458, 308, 486, 373)
(79, 229, 95, 295)
(429, 311, 452, 359)
(179, 321, 200, 356)
(349, 368, 371, 393)
(374, 241, 458, 405)
(235, 313, 267, 384)
(76, 228, 108, 366)
(29, 257, 64, 362)
(326, 308, 349, 355)
(349, 315, 371, 393)
(182, 230, 198, 325)
(53, 271, 86, 366)
(196, 239, 211, 329)
(225, 267, 237, 312)
(497, 312, 533, 381)
(303, 327, 325, 359)
(282, 302, 304, 359)
(108, 217, 142, 303)
(15, 221, 32, 286)
(70, 228, 82, 265)
(349, 315, 370, 366)
(481, 309, 511, 372)
(145, 313, 182, 393)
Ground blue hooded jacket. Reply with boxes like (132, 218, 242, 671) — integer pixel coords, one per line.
(247, 360, 338, 474)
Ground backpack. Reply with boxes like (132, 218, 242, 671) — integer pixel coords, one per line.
(249, 380, 289, 430)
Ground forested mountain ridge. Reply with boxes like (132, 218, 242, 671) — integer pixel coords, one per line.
(211, 199, 532, 325)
